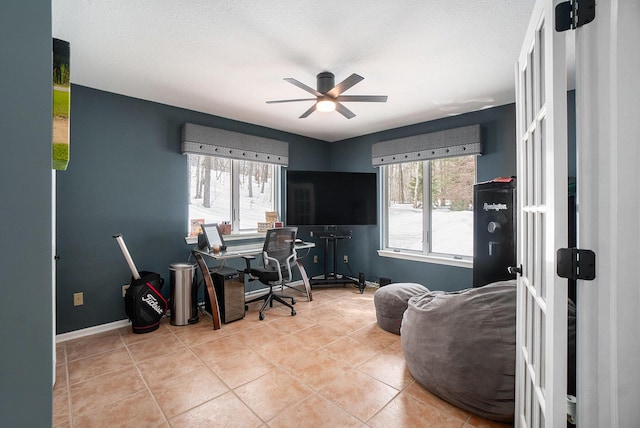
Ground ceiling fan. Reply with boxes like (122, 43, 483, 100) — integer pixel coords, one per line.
(266, 72, 388, 119)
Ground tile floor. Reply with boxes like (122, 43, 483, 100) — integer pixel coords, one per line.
(53, 286, 514, 427)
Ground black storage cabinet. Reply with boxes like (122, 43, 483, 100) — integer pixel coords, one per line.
(204, 267, 245, 323)
(473, 178, 517, 287)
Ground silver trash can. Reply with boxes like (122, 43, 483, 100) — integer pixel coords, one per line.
(169, 263, 196, 326)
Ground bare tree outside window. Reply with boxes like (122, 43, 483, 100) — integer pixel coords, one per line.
(187, 155, 276, 234)
(385, 156, 475, 257)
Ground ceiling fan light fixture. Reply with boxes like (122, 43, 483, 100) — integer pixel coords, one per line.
(267, 72, 387, 118)
(316, 98, 336, 112)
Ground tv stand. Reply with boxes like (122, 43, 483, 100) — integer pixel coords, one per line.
(310, 229, 362, 292)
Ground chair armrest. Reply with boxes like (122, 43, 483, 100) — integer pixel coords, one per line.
(241, 255, 256, 272)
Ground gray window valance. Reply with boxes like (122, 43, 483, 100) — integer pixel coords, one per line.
(181, 123, 289, 166)
(371, 124, 482, 166)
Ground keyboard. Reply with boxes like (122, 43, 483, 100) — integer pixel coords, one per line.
(223, 245, 261, 256)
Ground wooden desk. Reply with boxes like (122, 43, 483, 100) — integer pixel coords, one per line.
(193, 241, 315, 301)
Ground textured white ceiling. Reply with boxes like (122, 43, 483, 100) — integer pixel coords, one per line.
(52, 0, 536, 142)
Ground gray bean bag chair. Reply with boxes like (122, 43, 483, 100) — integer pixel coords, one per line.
(401, 280, 516, 422)
(374, 283, 428, 334)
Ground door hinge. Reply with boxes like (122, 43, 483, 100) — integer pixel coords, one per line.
(556, 0, 596, 32)
(557, 248, 596, 280)
(567, 395, 577, 424)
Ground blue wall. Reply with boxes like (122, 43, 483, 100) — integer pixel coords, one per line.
(0, 0, 53, 425)
(56, 86, 328, 333)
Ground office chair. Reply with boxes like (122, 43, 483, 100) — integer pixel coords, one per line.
(244, 227, 298, 320)
(193, 252, 222, 330)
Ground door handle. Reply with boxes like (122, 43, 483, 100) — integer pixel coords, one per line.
(508, 265, 522, 276)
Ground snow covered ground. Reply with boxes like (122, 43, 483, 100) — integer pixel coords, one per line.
(388, 203, 473, 256)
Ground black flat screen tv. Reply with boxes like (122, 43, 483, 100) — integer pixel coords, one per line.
(286, 170, 377, 226)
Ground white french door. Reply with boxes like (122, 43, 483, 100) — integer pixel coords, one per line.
(575, 1, 640, 426)
(514, 0, 568, 426)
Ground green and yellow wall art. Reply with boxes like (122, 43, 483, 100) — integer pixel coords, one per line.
(53, 38, 70, 170)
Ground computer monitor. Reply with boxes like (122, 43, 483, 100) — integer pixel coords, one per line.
(200, 223, 227, 251)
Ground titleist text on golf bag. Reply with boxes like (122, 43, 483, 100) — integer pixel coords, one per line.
(125, 271, 168, 334)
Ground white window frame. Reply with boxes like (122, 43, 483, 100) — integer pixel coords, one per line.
(187, 154, 281, 236)
(378, 158, 475, 268)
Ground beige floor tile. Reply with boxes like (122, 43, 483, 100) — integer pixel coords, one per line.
(67, 347, 133, 385)
(290, 323, 345, 349)
(127, 333, 187, 363)
(329, 315, 377, 335)
(169, 390, 263, 427)
(118, 318, 173, 346)
(55, 343, 66, 366)
(269, 392, 364, 428)
(234, 368, 313, 422)
(267, 311, 316, 334)
(288, 351, 352, 391)
(404, 381, 470, 422)
(64, 330, 124, 362)
(253, 334, 314, 369)
(69, 366, 146, 415)
(173, 321, 229, 347)
(357, 348, 414, 390)
(206, 349, 274, 389)
(54, 363, 67, 390)
(52, 386, 70, 427)
(149, 367, 229, 419)
(322, 335, 384, 367)
(368, 391, 465, 428)
(318, 368, 399, 422)
(138, 348, 206, 389)
(233, 322, 288, 348)
(55, 287, 495, 427)
(72, 389, 166, 428)
(191, 334, 251, 364)
(304, 304, 343, 323)
(349, 322, 401, 348)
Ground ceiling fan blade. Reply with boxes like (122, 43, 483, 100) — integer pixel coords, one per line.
(266, 98, 317, 104)
(299, 103, 317, 118)
(284, 78, 322, 96)
(335, 102, 356, 119)
(327, 73, 364, 98)
(336, 95, 388, 103)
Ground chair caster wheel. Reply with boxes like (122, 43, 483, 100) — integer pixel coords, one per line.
(291, 309, 296, 316)
(291, 298, 296, 305)
(259, 313, 265, 321)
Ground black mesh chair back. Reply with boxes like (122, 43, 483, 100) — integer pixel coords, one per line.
(258, 227, 297, 284)
(245, 227, 298, 320)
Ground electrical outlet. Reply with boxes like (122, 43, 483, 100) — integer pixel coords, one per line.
(122, 284, 129, 297)
(343, 255, 348, 263)
(73, 292, 84, 306)
(313, 255, 318, 263)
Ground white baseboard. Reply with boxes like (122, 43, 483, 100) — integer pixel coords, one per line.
(56, 280, 309, 343)
(56, 319, 130, 343)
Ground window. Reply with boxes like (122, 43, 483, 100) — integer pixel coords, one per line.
(187, 154, 278, 233)
(383, 155, 476, 260)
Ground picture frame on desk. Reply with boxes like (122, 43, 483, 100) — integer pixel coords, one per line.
(190, 219, 205, 237)
(265, 211, 278, 223)
(219, 222, 231, 235)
